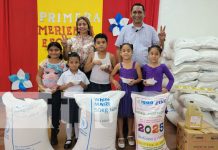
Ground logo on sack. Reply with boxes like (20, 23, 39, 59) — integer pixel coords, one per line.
(81, 118, 88, 130)
(140, 100, 153, 106)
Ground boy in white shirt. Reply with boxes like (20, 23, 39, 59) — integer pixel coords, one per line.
(57, 52, 89, 148)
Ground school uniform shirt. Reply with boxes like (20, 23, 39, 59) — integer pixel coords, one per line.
(57, 69, 90, 98)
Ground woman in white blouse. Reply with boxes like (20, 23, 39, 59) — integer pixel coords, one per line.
(61, 16, 94, 75)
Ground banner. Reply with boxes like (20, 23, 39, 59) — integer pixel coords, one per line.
(37, 0, 103, 64)
(0, 0, 159, 91)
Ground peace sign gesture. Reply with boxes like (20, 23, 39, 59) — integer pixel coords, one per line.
(61, 35, 68, 48)
(158, 25, 166, 42)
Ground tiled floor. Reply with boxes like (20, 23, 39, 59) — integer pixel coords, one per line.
(0, 103, 177, 150)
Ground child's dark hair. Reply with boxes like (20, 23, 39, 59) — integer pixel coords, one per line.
(47, 42, 63, 59)
(148, 45, 163, 54)
(94, 33, 108, 43)
(120, 43, 133, 50)
(66, 52, 80, 68)
(68, 52, 80, 61)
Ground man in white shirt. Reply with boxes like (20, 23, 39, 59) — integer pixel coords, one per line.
(115, 3, 166, 66)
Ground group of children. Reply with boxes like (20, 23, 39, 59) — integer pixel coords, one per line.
(36, 33, 174, 149)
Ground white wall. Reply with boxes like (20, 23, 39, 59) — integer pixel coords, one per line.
(158, 0, 218, 48)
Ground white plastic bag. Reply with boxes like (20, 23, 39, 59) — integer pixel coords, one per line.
(144, 78, 157, 85)
(162, 48, 175, 60)
(203, 112, 218, 128)
(73, 91, 125, 150)
(197, 61, 218, 72)
(199, 50, 218, 63)
(198, 72, 218, 82)
(173, 38, 201, 50)
(2, 92, 53, 150)
(196, 36, 218, 49)
(174, 49, 201, 66)
(166, 104, 183, 126)
(211, 111, 218, 125)
(197, 81, 218, 89)
(132, 92, 169, 150)
(174, 72, 199, 83)
(171, 99, 186, 119)
(179, 93, 218, 111)
(171, 62, 200, 74)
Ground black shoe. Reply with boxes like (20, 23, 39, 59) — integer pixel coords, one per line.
(74, 138, 78, 144)
(64, 139, 72, 149)
(51, 129, 59, 145)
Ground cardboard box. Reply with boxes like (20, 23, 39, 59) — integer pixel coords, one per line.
(177, 121, 218, 150)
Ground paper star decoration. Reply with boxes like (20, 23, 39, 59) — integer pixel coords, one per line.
(9, 69, 33, 91)
(109, 13, 129, 36)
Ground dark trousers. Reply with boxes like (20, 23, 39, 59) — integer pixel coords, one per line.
(48, 90, 62, 129)
(88, 82, 111, 92)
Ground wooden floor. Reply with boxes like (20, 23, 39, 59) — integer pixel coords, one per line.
(0, 103, 177, 150)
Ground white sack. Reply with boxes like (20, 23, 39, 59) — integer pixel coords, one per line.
(2, 92, 53, 150)
(171, 63, 200, 74)
(132, 92, 169, 150)
(174, 72, 199, 83)
(73, 91, 125, 150)
(198, 72, 218, 82)
(174, 49, 201, 66)
(179, 93, 218, 111)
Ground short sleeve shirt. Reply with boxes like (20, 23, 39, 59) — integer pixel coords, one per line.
(57, 69, 90, 93)
(115, 23, 159, 66)
(67, 35, 94, 67)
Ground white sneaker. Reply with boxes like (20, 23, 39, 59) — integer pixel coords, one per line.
(127, 136, 135, 146)
(118, 138, 125, 148)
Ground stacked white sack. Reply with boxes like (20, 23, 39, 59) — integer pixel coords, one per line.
(164, 37, 218, 128)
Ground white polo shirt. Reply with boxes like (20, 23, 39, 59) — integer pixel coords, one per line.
(57, 69, 90, 98)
